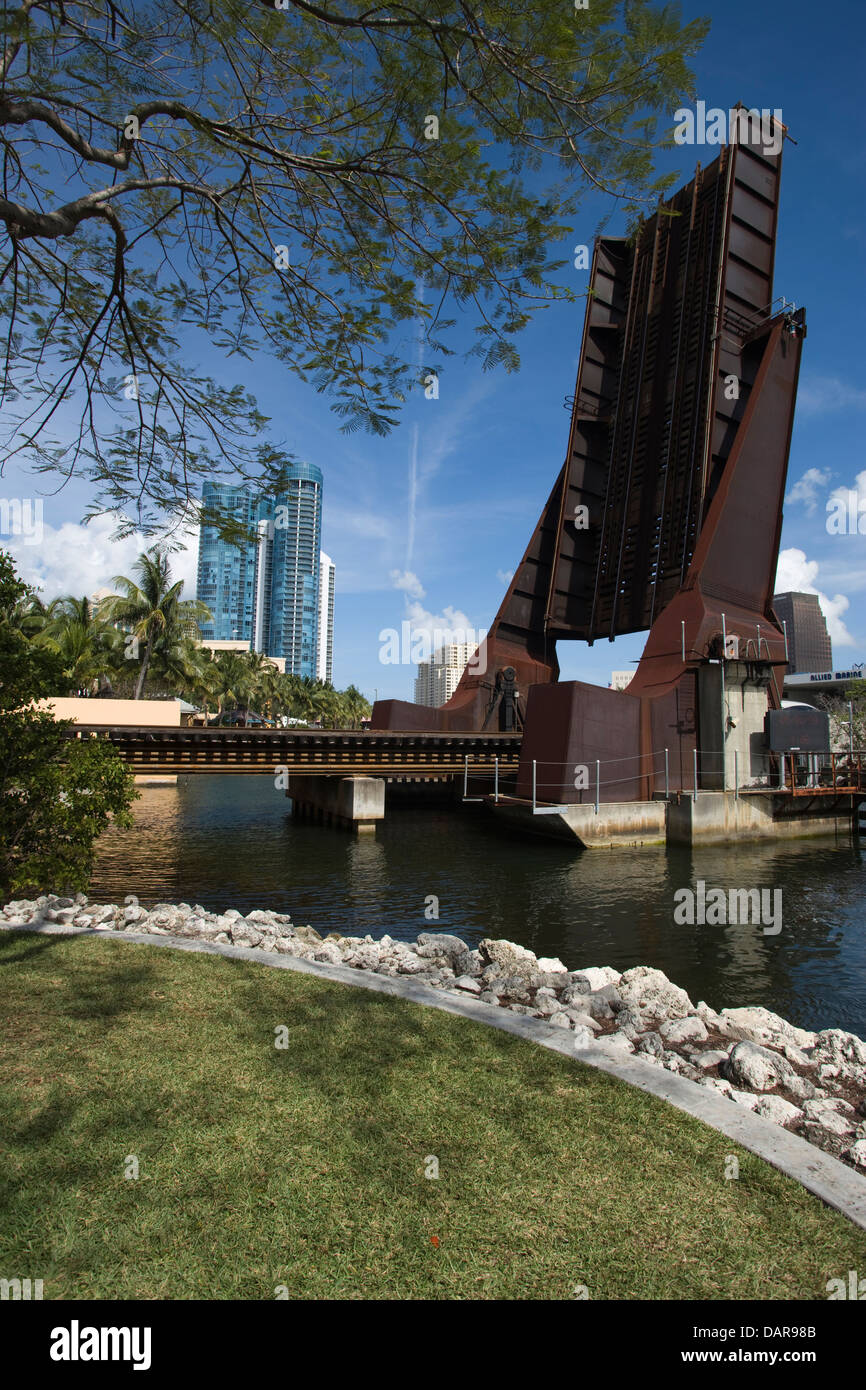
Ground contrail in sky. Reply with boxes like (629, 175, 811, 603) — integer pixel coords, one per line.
(407, 281, 426, 568)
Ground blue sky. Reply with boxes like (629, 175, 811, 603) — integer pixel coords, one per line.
(3, 0, 865, 701)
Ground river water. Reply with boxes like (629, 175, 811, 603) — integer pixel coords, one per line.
(89, 776, 866, 1037)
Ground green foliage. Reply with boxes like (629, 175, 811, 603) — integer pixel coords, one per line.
(98, 548, 213, 698)
(0, 710, 136, 898)
(6, 543, 369, 721)
(0, 550, 66, 707)
(0, 552, 137, 898)
(0, 0, 708, 529)
(34, 594, 122, 696)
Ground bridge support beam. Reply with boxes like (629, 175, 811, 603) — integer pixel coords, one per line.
(287, 775, 385, 833)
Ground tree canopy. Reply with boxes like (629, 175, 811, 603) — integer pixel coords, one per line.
(0, 0, 707, 530)
(0, 550, 137, 896)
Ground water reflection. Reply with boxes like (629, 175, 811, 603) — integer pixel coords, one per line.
(89, 776, 866, 1035)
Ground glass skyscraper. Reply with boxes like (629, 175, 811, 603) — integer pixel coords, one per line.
(196, 465, 323, 678)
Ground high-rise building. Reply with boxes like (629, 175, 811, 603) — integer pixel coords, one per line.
(316, 552, 335, 684)
(609, 670, 634, 691)
(772, 591, 832, 674)
(414, 644, 476, 707)
(196, 466, 323, 677)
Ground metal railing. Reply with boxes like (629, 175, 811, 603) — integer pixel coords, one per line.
(461, 747, 866, 813)
(464, 748, 675, 815)
(775, 750, 866, 797)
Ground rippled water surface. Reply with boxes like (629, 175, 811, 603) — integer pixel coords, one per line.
(89, 776, 866, 1036)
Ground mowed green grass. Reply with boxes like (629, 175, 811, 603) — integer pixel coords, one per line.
(1, 932, 864, 1300)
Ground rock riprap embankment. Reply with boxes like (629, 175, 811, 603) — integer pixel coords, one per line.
(5, 893, 866, 1173)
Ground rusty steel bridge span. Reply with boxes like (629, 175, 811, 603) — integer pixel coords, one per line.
(69, 725, 522, 779)
(68, 725, 864, 841)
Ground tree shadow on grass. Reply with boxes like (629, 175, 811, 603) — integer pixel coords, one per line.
(0, 936, 708, 1210)
(0, 932, 172, 1207)
(215, 960, 595, 1183)
(0, 930, 80, 970)
(1, 931, 167, 1028)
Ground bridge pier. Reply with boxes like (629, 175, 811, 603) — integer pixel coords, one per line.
(287, 775, 385, 833)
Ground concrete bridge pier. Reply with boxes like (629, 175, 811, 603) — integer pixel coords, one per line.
(287, 775, 385, 833)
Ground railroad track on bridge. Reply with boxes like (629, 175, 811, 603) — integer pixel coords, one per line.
(68, 726, 523, 777)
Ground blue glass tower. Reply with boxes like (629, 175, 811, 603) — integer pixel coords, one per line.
(196, 465, 323, 678)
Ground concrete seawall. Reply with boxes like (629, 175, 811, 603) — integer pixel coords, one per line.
(490, 790, 856, 849)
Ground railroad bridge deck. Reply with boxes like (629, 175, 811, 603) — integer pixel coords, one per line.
(68, 726, 523, 779)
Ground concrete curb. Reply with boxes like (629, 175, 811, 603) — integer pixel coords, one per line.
(5, 921, 866, 1232)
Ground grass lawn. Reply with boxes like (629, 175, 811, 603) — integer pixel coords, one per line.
(1, 931, 864, 1300)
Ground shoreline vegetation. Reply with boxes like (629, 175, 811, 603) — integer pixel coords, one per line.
(4, 893, 866, 1176)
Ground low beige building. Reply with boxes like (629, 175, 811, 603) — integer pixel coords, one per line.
(37, 697, 183, 785)
(37, 697, 183, 726)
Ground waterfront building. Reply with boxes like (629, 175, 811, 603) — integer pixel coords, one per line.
(772, 591, 832, 673)
(197, 639, 285, 673)
(196, 467, 323, 677)
(609, 670, 634, 691)
(414, 643, 476, 707)
(317, 552, 335, 684)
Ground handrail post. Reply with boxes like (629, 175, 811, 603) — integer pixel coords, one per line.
(664, 747, 669, 800)
(734, 749, 739, 800)
(494, 756, 499, 802)
(693, 747, 698, 802)
(721, 612, 727, 793)
(463, 755, 468, 800)
(532, 759, 537, 813)
(595, 759, 600, 815)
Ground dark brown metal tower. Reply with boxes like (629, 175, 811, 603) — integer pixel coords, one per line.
(373, 116, 806, 799)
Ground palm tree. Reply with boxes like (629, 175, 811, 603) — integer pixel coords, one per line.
(9, 586, 51, 640)
(150, 634, 211, 702)
(36, 596, 116, 693)
(277, 672, 315, 723)
(100, 549, 212, 699)
(211, 649, 261, 715)
(337, 683, 372, 728)
(38, 596, 121, 695)
(257, 663, 285, 722)
(308, 678, 340, 728)
(183, 652, 223, 721)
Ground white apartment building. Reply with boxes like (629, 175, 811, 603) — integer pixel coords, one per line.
(316, 552, 335, 684)
(414, 643, 477, 707)
(610, 670, 634, 691)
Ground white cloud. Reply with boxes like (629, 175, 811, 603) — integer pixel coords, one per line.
(785, 467, 831, 514)
(827, 468, 866, 510)
(496, 568, 515, 586)
(403, 599, 484, 660)
(774, 547, 853, 646)
(797, 376, 866, 418)
(389, 569, 426, 600)
(405, 598, 478, 637)
(3, 512, 199, 601)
